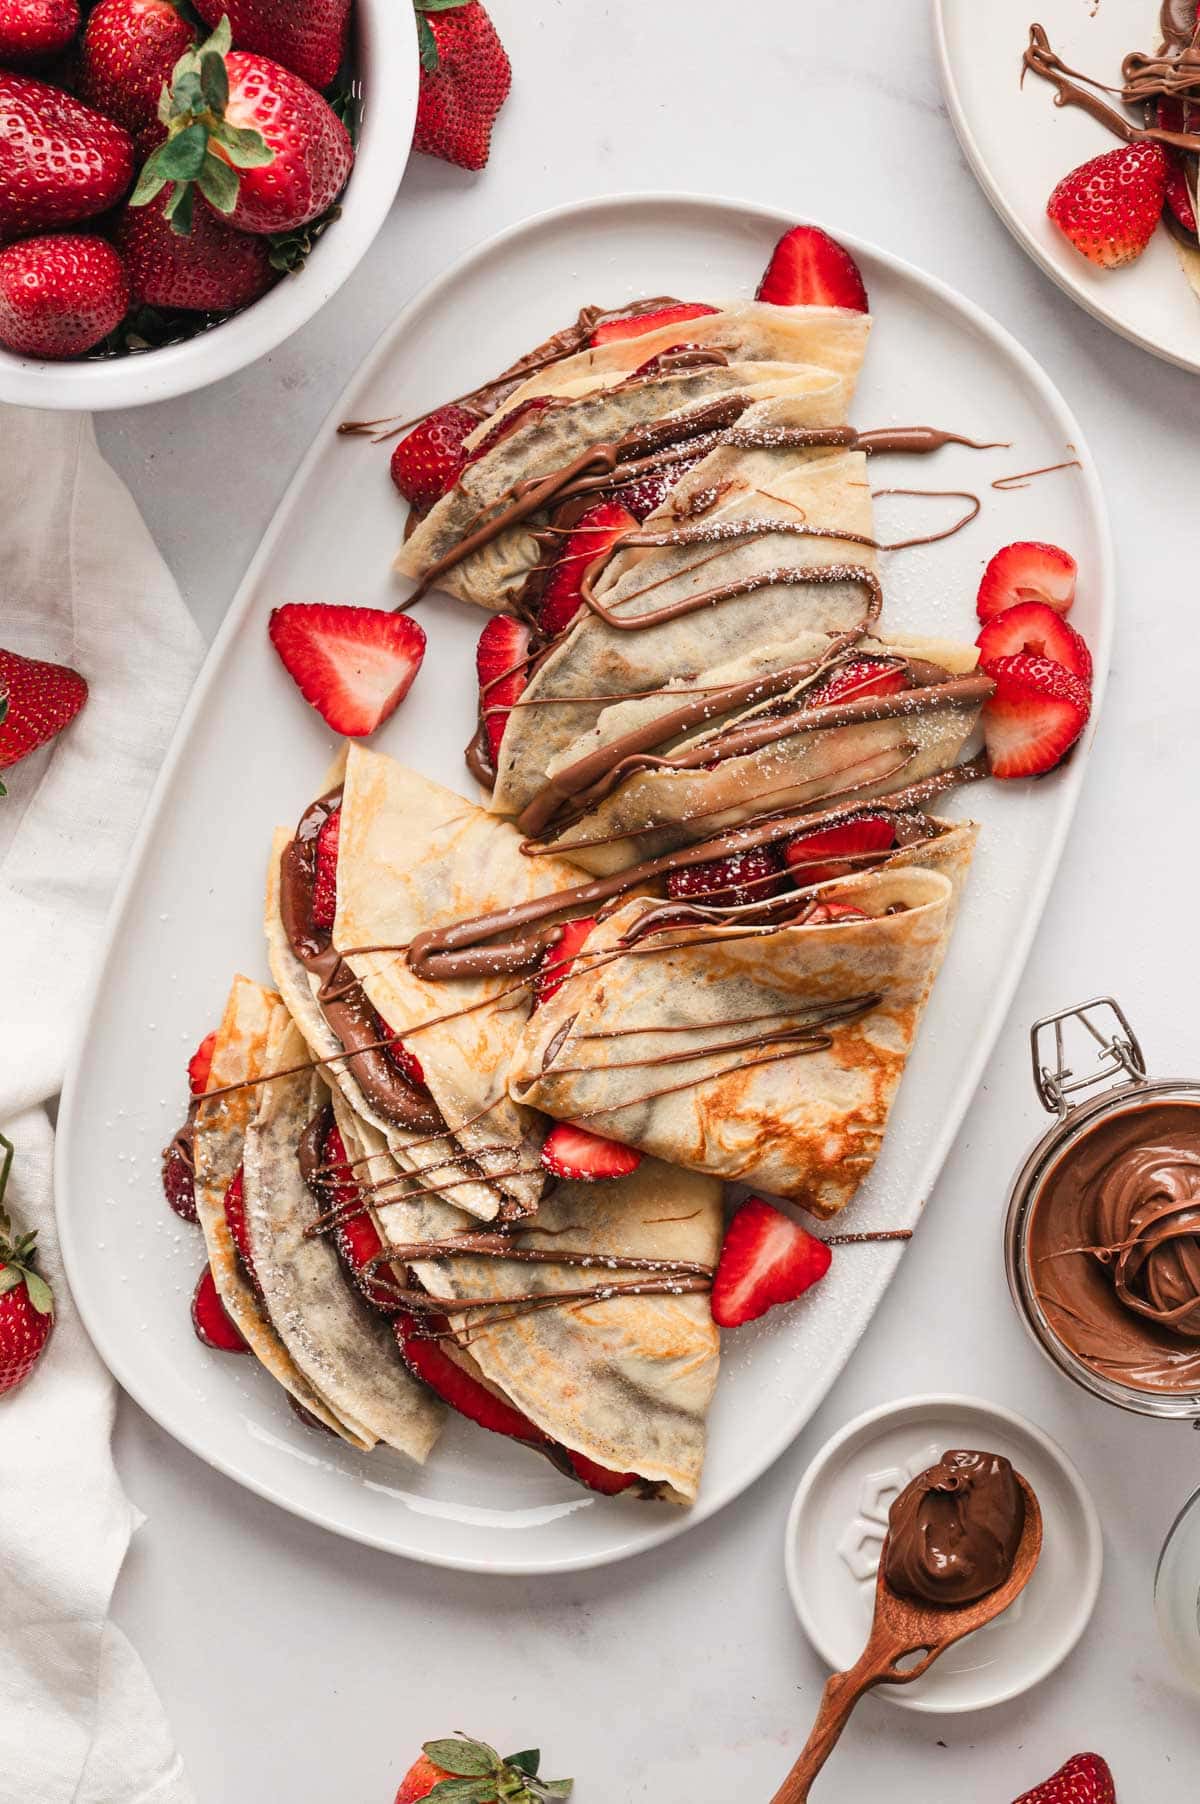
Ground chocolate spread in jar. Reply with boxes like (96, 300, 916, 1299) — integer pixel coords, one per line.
(884, 1450, 1025, 1606)
(1027, 1100, 1200, 1394)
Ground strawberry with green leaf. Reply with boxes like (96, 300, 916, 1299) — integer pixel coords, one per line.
(413, 0, 511, 172)
(130, 16, 352, 237)
(394, 1736, 572, 1804)
(0, 1134, 55, 1398)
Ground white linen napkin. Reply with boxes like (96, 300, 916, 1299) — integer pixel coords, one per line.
(0, 408, 201, 1803)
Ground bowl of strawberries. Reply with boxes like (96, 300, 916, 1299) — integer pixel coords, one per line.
(0, 0, 417, 407)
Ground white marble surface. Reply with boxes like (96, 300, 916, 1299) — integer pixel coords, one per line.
(94, 0, 1200, 1796)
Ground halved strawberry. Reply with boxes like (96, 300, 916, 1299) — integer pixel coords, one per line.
(394, 1312, 550, 1442)
(784, 815, 896, 885)
(805, 658, 908, 708)
(389, 404, 476, 512)
(187, 1030, 216, 1096)
(1159, 99, 1199, 233)
(802, 900, 870, 925)
(982, 653, 1091, 780)
(191, 1264, 248, 1352)
(539, 500, 637, 636)
(311, 805, 341, 932)
(976, 600, 1092, 685)
(475, 614, 530, 765)
(976, 541, 1077, 621)
(610, 450, 703, 521)
(1047, 142, 1167, 267)
(541, 1122, 641, 1181)
(566, 1450, 638, 1494)
(667, 846, 784, 909)
(710, 1196, 832, 1328)
(268, 604, 427, 738)
(162, 1136, 197, 1222)
(756, 225, 869, 311)
(322, 1124, 401, 1312)
(589, 302, 717, 346)
(534, 915, 598, 1007)
(223, 1165, 258, 1290)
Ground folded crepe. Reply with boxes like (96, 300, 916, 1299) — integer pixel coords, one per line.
(332, 1095, 723, 1504)
(271, 745, 587, 1223)
(395, 358, 854, 613)
(192, 973, 441, 1457)
(489, 415, 886, 818)
(507, 863, 965, 1217)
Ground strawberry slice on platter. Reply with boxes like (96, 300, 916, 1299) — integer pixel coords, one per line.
(976, 541, 1077, 621)
(976, 600, 1092, 686)
(475, 614, 530, 766)
(540, 1122, 641, 1182)
(311, 805, 341, 932)
(1046, 142, 1167, 267)
(756, 224, 869, 311)
(982, 653, 1091, 780)
(268, 603, 426, 738)
(320, 1122, 403, 1312)
(710, 1196, 832, 1328)
(187, 1030, 217, 1096)
(804, 657, 908, 709)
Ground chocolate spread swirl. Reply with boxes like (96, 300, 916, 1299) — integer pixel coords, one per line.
(1029, 1100, 1200, 1393)
(884, 1450, 1026, 1606)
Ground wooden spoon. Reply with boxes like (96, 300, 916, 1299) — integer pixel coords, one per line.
(771, 1475, 1043, 1803)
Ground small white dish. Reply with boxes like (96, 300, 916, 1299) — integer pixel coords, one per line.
(934, 0, 1200, 375)
(784, 1393, 1102, 1713)
(0, 0, 417, 410)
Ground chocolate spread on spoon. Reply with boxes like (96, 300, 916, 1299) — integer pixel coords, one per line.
(884, 1450, 1026, 1607)
(1028, 1099, 1200, 1393)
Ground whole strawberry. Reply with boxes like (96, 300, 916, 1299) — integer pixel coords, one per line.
(194, 0, 350, 93)
(79, 0, 196, 145)
(1012, 1751, 1116, 1804)
(0, 1135, 55, 1399)
(0, 233, 129, 358)
(130, 17, 353, 236)
(1047, 142, 1167, 269)
(0, 0, 79, 63)
(394, 1736, 572, 1804)
(0, 72, 135, 239)
(116, 186, 274, 310)
(413, 0, 511, 172)
(0, 645, 88, 770)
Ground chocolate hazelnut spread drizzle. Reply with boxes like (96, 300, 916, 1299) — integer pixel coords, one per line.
(278, 788, 444, 1135)
(1023, 18, 1200, 155)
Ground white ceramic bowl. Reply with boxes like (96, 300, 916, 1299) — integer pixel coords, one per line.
(784, 1393, 1103, 1713)
(0, 0, 417, 410)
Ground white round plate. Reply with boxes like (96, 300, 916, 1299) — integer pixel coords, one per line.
(934, 0, 1200, 374)
(56, 193, 1113, 1573)
(784, 1393, 1103, 1712)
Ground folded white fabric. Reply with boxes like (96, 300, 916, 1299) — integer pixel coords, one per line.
(0, 408, 201, 1804)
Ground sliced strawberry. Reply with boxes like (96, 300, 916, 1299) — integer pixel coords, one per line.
(223, 1165, 258, 1290)
(191, 1265, 248, 1352)
(566, 1450, 638, 1494)
(534, 915, 598, 1007)
(162, 1134, 197, 1222)
(976, 541, 1077, 621)
(710, 1196, 832, 1328)
(982, 654, 1091, 780)
(805, 658, 908, 709)
(667, 846, 784, 909)
(801, 900, 870, 925)
(388, 404, 476, 513)
(187, 1030, 216, 1096)
(610, 450, 703, 521)
(589, 302, 717, 346)
(394, 1312, 550, 1442)
(374, 1016, 425, 1089)
(475, 614, 531, 765)
(311, 804, 341, 932)
(268, 604, 427, 739)
(1159, 98, 1199, 233)
(541, 1122, 642, 1182)
(322, 1120, 402, 1311)
(1047, 142, 1167, 267)
(756, 225, 869, 311)
(1012, 1751, 1116, 1804)
(539, 500, 637, 637)
(784, 814, 896, 885)
(976, 600, 1092, 685)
